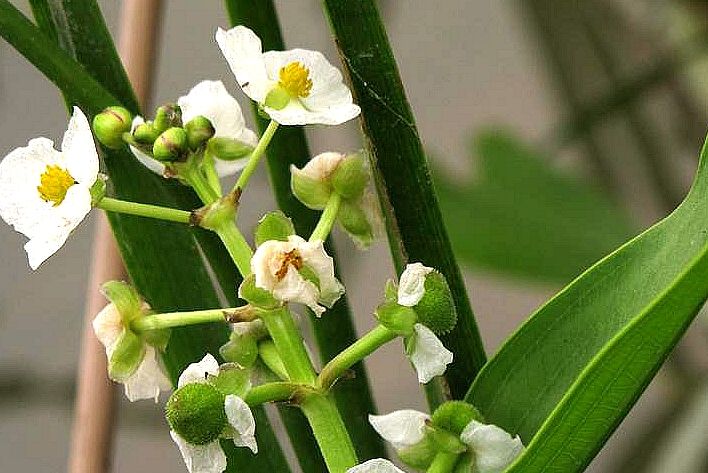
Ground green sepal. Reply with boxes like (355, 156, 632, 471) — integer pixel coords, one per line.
(143, 327, 171, 352)
(108, 328, 145, 382)
(375, 301, 416, 336)
(397, 434, 438, 470)
(431, 401, 483, 436)
(207, 136, 254, 161)
(299, 264, 321, 289)
(255, 211, 295, 246)
(101, 280, 143, 325)
(209, 362, 252, 396)
(239, 274, 281, 310)
(414, 271, 457, 335)
(290, 166, 332, 210)
(331, 153, 369, 200)
(220, 333, 259, 368)
(165, 383, 227, 445)
(426, 424, 467, 454)
(338, 199, 374, 246)
(384, 279, 398, 302)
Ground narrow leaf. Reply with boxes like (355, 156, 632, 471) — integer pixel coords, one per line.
(467, 135, 708, 472)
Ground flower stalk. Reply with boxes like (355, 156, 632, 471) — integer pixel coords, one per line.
(130, 306, 256, 332)
(426, 452, 459, 473)
(97, 197, 193, 224)
(233, 119, 279, 194)
(309, 192, 342, 242)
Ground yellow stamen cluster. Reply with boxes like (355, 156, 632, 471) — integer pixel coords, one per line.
(37, 165, 76, 206)
(275, 249, 303, 281)
(278, 62, 313, 98)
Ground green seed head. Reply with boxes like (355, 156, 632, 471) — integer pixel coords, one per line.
(431, 401, 483, 436)
(165, 383, 227, 445)
(414, 271, 457, 335)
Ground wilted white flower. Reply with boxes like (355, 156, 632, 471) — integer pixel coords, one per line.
(216, 25, 360, 126)
(0, 107, 99, 269)
(251, 235, 344, 316)
(92, 302, 172, 402)
(347, 458, 406, 473)
(131, 80, 257, 177)
(370, 409, 524, 473)
(292, 151, 344, 182)
(397, 263, 433, 307)
(170, 354, 257, 473)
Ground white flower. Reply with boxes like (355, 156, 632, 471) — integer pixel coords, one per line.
(460, 421, 524, 473)
(216, 25, 360, 126)
(347, 459, 406, 473)
(397, 263, 433, 307)
(293, 151, 344, 181)
(370, 409, 524, 473)
(251, 235, 344, 316)
(92, 302, 171, 402)
(130, 80, 257, 177)
(0, 107, 99, 269)
(408, 323, 453, 384)
(170, 354, 257, 473)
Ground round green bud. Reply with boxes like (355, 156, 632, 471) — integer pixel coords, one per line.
(153, 103, 182, 133)
(165, 383, 227, 445)
(431, 401, 483, 436)
(239, 274, 281, 310)
(133, 121, 161, 144)
(184, 116, 215, 150)
(220, 334, 258, 368)
(397, 434, 437, 470)
(207, 137, 254, 161)
(92, 106, 132, 149)
(153, 127, 188, 162)
(290, 167, 332, 210)
(338, 200, 373, 244)
(255, 211, 295, 246)
(331, 153, 369, 200)
(375, 301, 416, 336)
(414, 272, 457, 335)
(264, 86, 291, 110)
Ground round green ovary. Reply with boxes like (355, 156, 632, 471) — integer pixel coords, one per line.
(165, 383, 227, 445)
(431, 400, 483, 436)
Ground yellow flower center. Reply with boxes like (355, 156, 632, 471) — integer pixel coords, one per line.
(275, 249, 303, 281)
(278, 62, 313, 98)
(37, 165, 76, 206)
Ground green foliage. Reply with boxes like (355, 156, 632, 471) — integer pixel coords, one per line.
(467, 136, 708, 472)
(434, 130, 634, 283)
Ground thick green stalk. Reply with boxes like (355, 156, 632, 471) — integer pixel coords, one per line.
(214, 220, 254, 277)
(259, 308, 317, 384)
(245, 382, 301, 406)
(321, 0, 486, 404)
(131, 308, 235, 332)
(97, 197, 192, 224)
(310, 193, 342, 242)
(427, 452, 460, 473)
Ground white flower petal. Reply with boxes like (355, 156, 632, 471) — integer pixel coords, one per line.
(368, 410, 429, 450)
(170, 431, 227, 473)
(61, 107, 99, 185)
(409, 324, 453, 384)
(224, 395, 257, 453)
(123, 345, 172, 402)
(347, 458, 406, 473)
(178, 353, 221, 387)
(297, 152, 344, 181)
(298, 238, 345, 311)
(460, 421, 524, 473)
(397, 263, 434, 307)
(92, 303, 124, 352)
(216, 26, 271, 103)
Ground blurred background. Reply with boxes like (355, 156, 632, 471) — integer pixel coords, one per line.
(0, 0, 707, 471)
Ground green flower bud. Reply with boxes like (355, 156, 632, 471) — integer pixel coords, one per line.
(397, 434, 437, 470)
(220, 334, 259, 368)
(206, 137, 254, 161)
(375, 301, 416, 336)
(239, 274, 281, 310)
(414, 272, 457, 335)
(165, 383, 227, 445)
(255, 211, 295, 246)
(184, 115, 215, 150)
(133, 121, 161, 144)
(93, 107, 132, 149)
(264, 86, 291, 110)
(331, 153, 369, 200)
(153, 103, 182, 133)
(108, 329, 145, 381)
(338, 200, 374, 246)
(153, 127, 188, 162)
(290, 167, 332, 210)
(431, 401, 483, 436)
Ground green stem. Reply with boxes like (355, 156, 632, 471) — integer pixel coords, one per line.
(426, 452, 460, 473)
(317, 325, 396, 390)
(259, 308, 317, 384)
(245, 382, 302, 406)
(202, 152, 223, 197)
(300, 393, 358, 473)
(232, 119, 279, 194)
(97, 197, 192, 224)
(184, 166, 221, 204)
(131, 307, 254, 332)
(214, 219, 253, 277)
(309, 193, 342, 242)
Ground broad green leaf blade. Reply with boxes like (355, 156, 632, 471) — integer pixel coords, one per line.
(434, 130, 634, 283)
(466, 136, 708, 472)
(225, 0, 387, 465)
(23, 1, 290, 471)
(321, 0, 486, 404)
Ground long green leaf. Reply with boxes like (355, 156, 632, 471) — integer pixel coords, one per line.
(466, 135, 708, 472)
(15, 1, 290, 470)
(434, 130, 634, 283)
(320, 0, 486, 404)
(224, 0, 387, 465)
